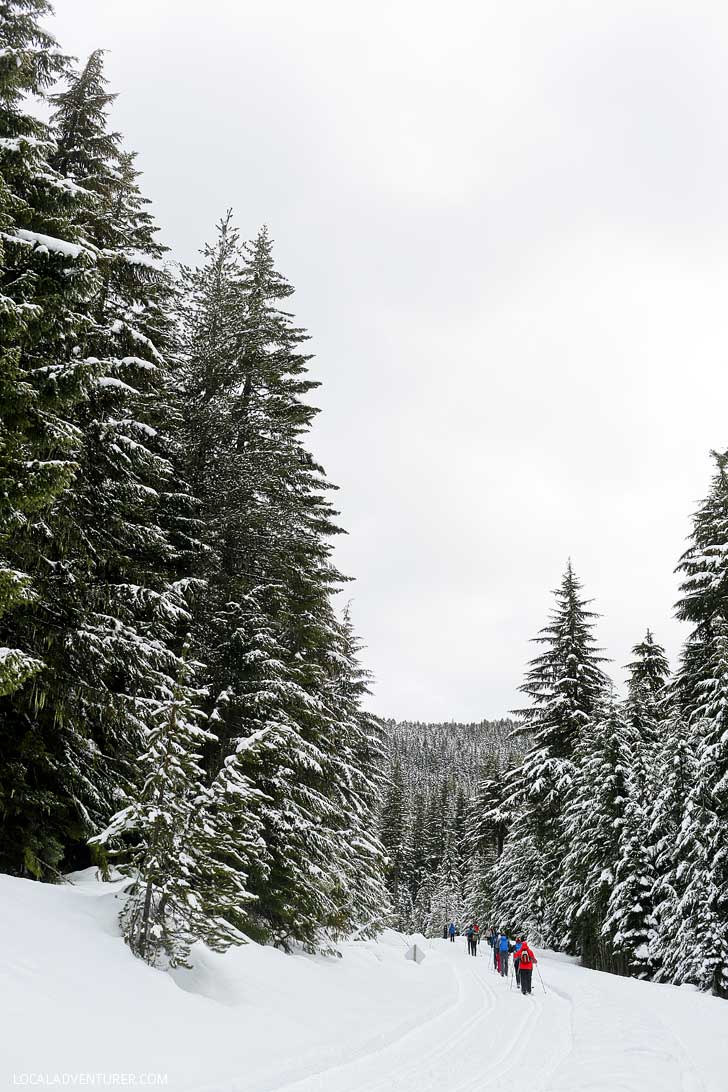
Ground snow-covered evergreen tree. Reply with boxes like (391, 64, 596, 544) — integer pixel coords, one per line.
(555, 702, 627, 966)
(407, 790, 429, 905)
(488, 823, 545, 938)
(11, 47, 193, 869)
(320, 608, 390, 938)
(0, 0, 99, 877)
(624, 630, 670, 805)
(176, 217, 389, 947)
(502, 562, 609, 945)
(92, 649, 260, 967)
(427, 796, 464, 934)
(602, 793, 656, 978)
(465, 755, 508, 862)
(669, 456, 728, 995)
(649, 712, 697, 981)
(461, 852, 493, 929)
(673, 622, 728, 994)
(381, 760, 411, 924)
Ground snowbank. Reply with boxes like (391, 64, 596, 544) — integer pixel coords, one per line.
(0, 872, 454, 1091)
(1, 871, 726, 1092)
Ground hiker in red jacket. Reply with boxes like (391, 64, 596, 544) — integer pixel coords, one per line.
(517, 936, 537, 995)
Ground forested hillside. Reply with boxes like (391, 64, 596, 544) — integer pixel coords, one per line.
(0, 1, 387, 969)
(386, 718, 520, 793)
(380, 718, 523, 933)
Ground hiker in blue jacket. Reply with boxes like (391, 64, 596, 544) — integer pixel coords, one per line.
(448, 921, 456, 942)
(488, 926, 498, 970)
(498, 931, 510, 976)
(465, 924, 474, 955)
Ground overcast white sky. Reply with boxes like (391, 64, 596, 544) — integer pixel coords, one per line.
(47, 0, 728, 721)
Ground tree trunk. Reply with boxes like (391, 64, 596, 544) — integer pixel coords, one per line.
(139, 875, 154, 959)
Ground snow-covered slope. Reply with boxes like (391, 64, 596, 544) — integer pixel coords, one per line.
(1, 870, 725, 1092)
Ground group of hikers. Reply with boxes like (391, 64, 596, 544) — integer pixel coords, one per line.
(444, 922, 538, 995)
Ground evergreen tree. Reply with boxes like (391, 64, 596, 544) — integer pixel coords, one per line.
(0, 187, 45, 699)
(412, 872, 435, 935)
(49, 49, 119, 210)
(624, 631, 670, 805)
(649, 712, 697, 981)
(461, 851, 493, 929)
(323, 608, 390, 937)
(18, 47, 191, 874)
(673, 451, 728, 717)
(408, 789, 429, 902)
(381, 758, 410, 920)
(671, 456, 728, 995)
(0, 0, 99, 877)
(504, 562, 609, 945)
(602, 793, 656, 978)
(177, 217, 386, 947)
(465, 755, 507, 861)
(626, 630, 670, 708)
(428, 796, 463, 934)
(672, 622, 728, 995)
(488, 823, 544, 938)
(556, 703, 628, 967)
(593, 630, 671, 975)
(92, 650, 260, 967)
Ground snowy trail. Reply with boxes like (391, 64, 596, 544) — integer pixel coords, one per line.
(266, 941, 708, 1092)
(2, 875, 725, 1092)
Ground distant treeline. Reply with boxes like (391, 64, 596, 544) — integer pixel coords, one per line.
(380, 719, 523, 934)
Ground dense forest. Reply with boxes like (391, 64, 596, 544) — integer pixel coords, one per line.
(488, 555, 728, 997)
(0, 1, 387, 968)
(380, 718, 522, 933)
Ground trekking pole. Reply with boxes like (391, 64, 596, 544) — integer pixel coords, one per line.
(536, 964, 547, 995)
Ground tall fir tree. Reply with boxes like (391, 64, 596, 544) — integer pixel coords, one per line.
(672, 622, 728, 995)
(670, 454, 728, 995)
(624, 630, 670, 806)
(177, 215, 387, 947)
(555, 702, 628, 967)
(648, 711, 697, 981)
(381, 760, 410, 919)
(0, 0, 100, 877)
(318, 607, 390, 937)
(500, 562, 609, 945)
(47, 51, 197, 846)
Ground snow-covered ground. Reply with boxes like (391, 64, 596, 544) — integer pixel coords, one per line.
(2, 870, 726, 1092)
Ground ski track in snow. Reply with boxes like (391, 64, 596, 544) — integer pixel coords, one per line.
(3, 874, 723, 1092)
(266, 941, 708, 1092)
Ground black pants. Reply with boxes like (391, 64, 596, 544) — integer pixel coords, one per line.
(500, 951, 508, 976)
(520, 968, 533, 994)
(450, 933, 455, 942)
(514, 958, 520, 985)
(472, 940, 477, 957)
